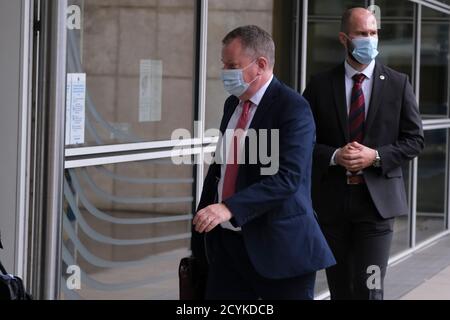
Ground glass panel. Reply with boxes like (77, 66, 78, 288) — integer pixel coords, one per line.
(205, 0, 296, 134)
(66, 0, 196, 147)
(307, 0, 415, 82)
(374, 0, 414, 78)
(391, 163, 412, 255)
(308, 0, 365, 16)
(416, 129, 447, 244)
(421, 4, 450, 17)
(61, 159, 194, 299)
(306, 0, 364, 80)
(420, 6, 450, 118)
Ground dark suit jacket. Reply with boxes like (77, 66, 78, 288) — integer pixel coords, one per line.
(303, 62, 424, 222)
(192, 77, 336, 280)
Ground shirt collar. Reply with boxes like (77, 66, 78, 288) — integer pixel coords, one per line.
(345, 59, 376, 80)
(242, 75, 274, 107)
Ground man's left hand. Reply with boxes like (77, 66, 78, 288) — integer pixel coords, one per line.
(342, 141, 377, 172)
(193, 204, 233, 233)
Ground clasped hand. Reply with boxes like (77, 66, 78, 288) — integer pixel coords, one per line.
(336, 141, 377, 172)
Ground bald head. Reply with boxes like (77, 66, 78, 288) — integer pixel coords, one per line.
(339, 7, 379, 68)
(341, 8, 377, 34)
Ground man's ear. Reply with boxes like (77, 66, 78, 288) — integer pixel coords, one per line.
(338, 32, 348, 48)
(256, 57, 269, 73)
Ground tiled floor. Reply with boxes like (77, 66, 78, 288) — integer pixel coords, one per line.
(64, 234, 450, 300)
(401, 265, 450, 300)
(385, 234, 450, 300)
(315, 234, 450, 300)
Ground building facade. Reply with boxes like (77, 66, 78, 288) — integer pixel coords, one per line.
(0, 0, 449, 299)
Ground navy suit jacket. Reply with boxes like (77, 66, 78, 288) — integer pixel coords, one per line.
(192, 77, 336, 280)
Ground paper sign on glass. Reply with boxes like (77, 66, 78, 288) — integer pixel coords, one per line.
(66, 73, 86, 145)
(139, 60, 162, 123)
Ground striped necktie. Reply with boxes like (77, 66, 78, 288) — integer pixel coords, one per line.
(349, 73, 366, 143)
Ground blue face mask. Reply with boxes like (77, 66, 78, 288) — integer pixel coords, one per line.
(347, 36, 379, 65)
(221, 60, 258, 97)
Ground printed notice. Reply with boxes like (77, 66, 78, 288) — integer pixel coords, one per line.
(66, 73, 86, 145)
(139, 60, 162, 123)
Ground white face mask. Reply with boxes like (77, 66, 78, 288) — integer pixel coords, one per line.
(220, 60, 258, 97)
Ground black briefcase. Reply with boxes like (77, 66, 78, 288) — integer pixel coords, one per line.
(178, 256, 208, 300)
(0, 232, 32, 300)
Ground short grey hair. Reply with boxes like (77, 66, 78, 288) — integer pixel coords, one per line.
(222, 25, 275, 67)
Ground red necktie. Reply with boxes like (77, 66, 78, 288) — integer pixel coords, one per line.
(349, 73, 366, 143)
(222, 101, 252, 200)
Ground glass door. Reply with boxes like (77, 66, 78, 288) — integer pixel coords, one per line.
(62, 0, 199, 299)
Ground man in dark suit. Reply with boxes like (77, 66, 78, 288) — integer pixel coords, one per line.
(191, 25, 335, 300)
(303, 8, 424, 300)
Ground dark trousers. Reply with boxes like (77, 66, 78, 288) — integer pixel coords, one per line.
(205, 227, 316, 300)
(320, 184, 394, 300)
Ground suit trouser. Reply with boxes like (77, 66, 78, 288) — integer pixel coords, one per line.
(320, 183, 394, 300)
(205, 227, 316, 300)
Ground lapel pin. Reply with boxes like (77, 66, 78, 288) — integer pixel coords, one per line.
(380, 75, 386, 80)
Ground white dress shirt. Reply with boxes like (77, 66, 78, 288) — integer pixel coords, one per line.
(218, 75, 274, 231)
(330, 60, 376, 166)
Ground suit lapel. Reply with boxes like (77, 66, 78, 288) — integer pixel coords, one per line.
(248, 77, 279, 130)
(364, 62, 386, 143)
(332, 64, 349, 142)
(220, 96, 239, 134)
(214, 96, 239, 171)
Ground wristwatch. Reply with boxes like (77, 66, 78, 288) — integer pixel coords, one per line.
(373, 150, 381, 167)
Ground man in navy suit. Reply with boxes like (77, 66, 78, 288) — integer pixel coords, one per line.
(191, 25, 335, 300)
